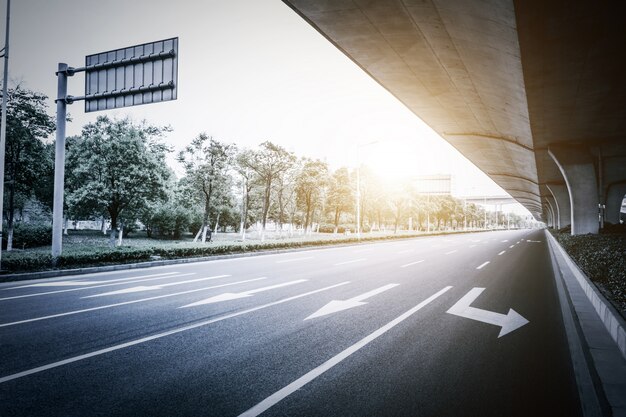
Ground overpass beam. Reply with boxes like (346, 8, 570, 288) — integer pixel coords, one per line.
(545, 195, 558, 229)
(546, 183, 571, 229)
(606, 183, 626, 224)
(549, 147, 599, 235)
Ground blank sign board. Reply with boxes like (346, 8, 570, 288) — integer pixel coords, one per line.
(84, 37, 178, 112)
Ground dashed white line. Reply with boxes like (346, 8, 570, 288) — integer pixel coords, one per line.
(276, 257, 314, 264)
(445, 250, 457, 255)
(476, 261, 490, 270)
(509, 245, 515, 248)
(498, 251, 506, 256)
(0, 277, 267, 328)
(0, 281, 351, 384)
(400, 260, 425, 268)
(334, 258, 366, 266)
(238, 286, 453, 417)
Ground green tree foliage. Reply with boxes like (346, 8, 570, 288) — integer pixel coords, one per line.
(65, 116, 171, 243)
(326, 167, 353, 233)
(177, 134, 235, 243)
(237, 141, 295, 238)
(296, 159, 329, 233)
(1, 85, 55, 250)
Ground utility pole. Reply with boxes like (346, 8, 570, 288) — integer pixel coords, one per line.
(0, 0, 11, 269)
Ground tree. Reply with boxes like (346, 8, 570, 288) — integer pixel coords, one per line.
(177, 134, 235, 243)
(1, 85, 55, 250)
(296, 159, 328, 233)
(237, 141, 295, 240)
(65, 116, 171, 245)
(326, 167, 353, 234)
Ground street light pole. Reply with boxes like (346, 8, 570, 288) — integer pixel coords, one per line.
(0, 0, 11, 269)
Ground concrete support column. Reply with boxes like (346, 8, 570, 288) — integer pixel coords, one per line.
(546, 196, 558, 229)
(549, 147, 599, 235)
(544, 204, 554, 228)
(606, 183, 626, 224)
(546, 183, 571, 229)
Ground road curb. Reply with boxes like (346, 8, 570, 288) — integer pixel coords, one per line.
(546, 231, 626, 360)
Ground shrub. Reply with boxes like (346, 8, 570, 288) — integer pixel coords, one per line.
(2, 223, 52, 249)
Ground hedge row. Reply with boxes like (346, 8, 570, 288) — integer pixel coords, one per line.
(0, 231, 474, 275)
(552, 231, 626, 312)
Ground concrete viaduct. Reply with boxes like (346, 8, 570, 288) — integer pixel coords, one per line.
(283, 0, 626, 235)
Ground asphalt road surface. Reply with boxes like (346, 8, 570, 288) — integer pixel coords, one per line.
(0, 229, 582, 416)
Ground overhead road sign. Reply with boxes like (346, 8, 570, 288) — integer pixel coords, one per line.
(50, 37, 179, 261)
(68, 37, 178, 112)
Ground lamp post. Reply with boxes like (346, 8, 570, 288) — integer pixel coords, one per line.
(355, 140, 378, 239)
(0, 0, 11, 269)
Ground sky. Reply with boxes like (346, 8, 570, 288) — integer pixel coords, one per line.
(1, 0, 530, 214)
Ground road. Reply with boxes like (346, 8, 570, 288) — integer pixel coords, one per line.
(0, 229, 582, 416)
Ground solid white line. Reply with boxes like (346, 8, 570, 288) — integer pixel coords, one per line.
(398, 249, 414, 254)
(400, 260, 424, 268)
(333, 258, 366, 266)
(353, 248, 375, 253)
(238, 286, 454, 417)
(0, 278, 267, 328)
(82, 274, 231, 298)
(0, 273, 197, 301)
(5, 272, 181, 290)
(498, 251, 506, 256)
(476, 261, 490, 270)
(445, 250, 457, 255)
(275, 257, 314, 264)
(0, 281, 351, 384)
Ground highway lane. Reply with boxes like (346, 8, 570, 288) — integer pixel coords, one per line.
(0, 230, 582, 416)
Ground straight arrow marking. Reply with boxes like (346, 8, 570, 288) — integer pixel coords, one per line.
(446, 287, 529, 338)
(82, 275, 231, 298)
(180, 279, 307, 307)
(305, 283, 399, 320)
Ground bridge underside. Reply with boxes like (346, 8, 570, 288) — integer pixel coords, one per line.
(283, 0, 626, 233)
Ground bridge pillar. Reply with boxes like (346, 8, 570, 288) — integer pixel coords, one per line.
(543, 203, 554, 228)
(549, 147, 599, 235)
(546, 183, 571, 229)
(545, 195, 558, 229)
(606, 183, 626, 224)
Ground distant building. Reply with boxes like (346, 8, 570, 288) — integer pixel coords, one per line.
(415, 174, 453, 195)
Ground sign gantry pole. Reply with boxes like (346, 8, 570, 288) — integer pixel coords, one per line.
(50, 38, 178, 261)
(51, 63, 70, 261)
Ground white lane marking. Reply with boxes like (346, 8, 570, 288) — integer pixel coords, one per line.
(275, 257, 314, 264)
(445, 250, 457, 255)
(516, 241, 520, 244)
(509, 245, 515, 248)
(6, 272, 180, 289)
(82, 275, 232, 297)
(305, 284, 400, 320)
(333, 258, 366, 266)
(180, 280, 307, 307)
(469, 245, 476, 248)
(501, 240, 509, 243)
(526, 240, 542, 243)
(446, 287, 529, 338)
(498, 251, 506, 256)
(353, 248, 375, 253)
(398, 249, 414, 254)
(0, 273, 196, 301)
(238, 286, 453, 417)
(476, 261, 490, 270)
(0, 278, 267, 328)
(0, 282, 350, 384)
(400, 260, 424, 268)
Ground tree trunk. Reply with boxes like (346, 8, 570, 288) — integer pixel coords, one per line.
(6, 227, 13, 251)
(117, 223, 124, 246)
(101, 217, 107, 235)
(63, 217, 69, 236)
(193, 226, 203, 242)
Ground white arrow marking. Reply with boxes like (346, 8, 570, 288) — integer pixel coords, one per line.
(305, 283, 399, 320)
(82, 275, 231, 297)
(180, 279, 307, 307)
(446, 287, 529, 338)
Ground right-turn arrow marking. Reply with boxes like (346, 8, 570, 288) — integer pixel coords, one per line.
(446, 287, 529, 338)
